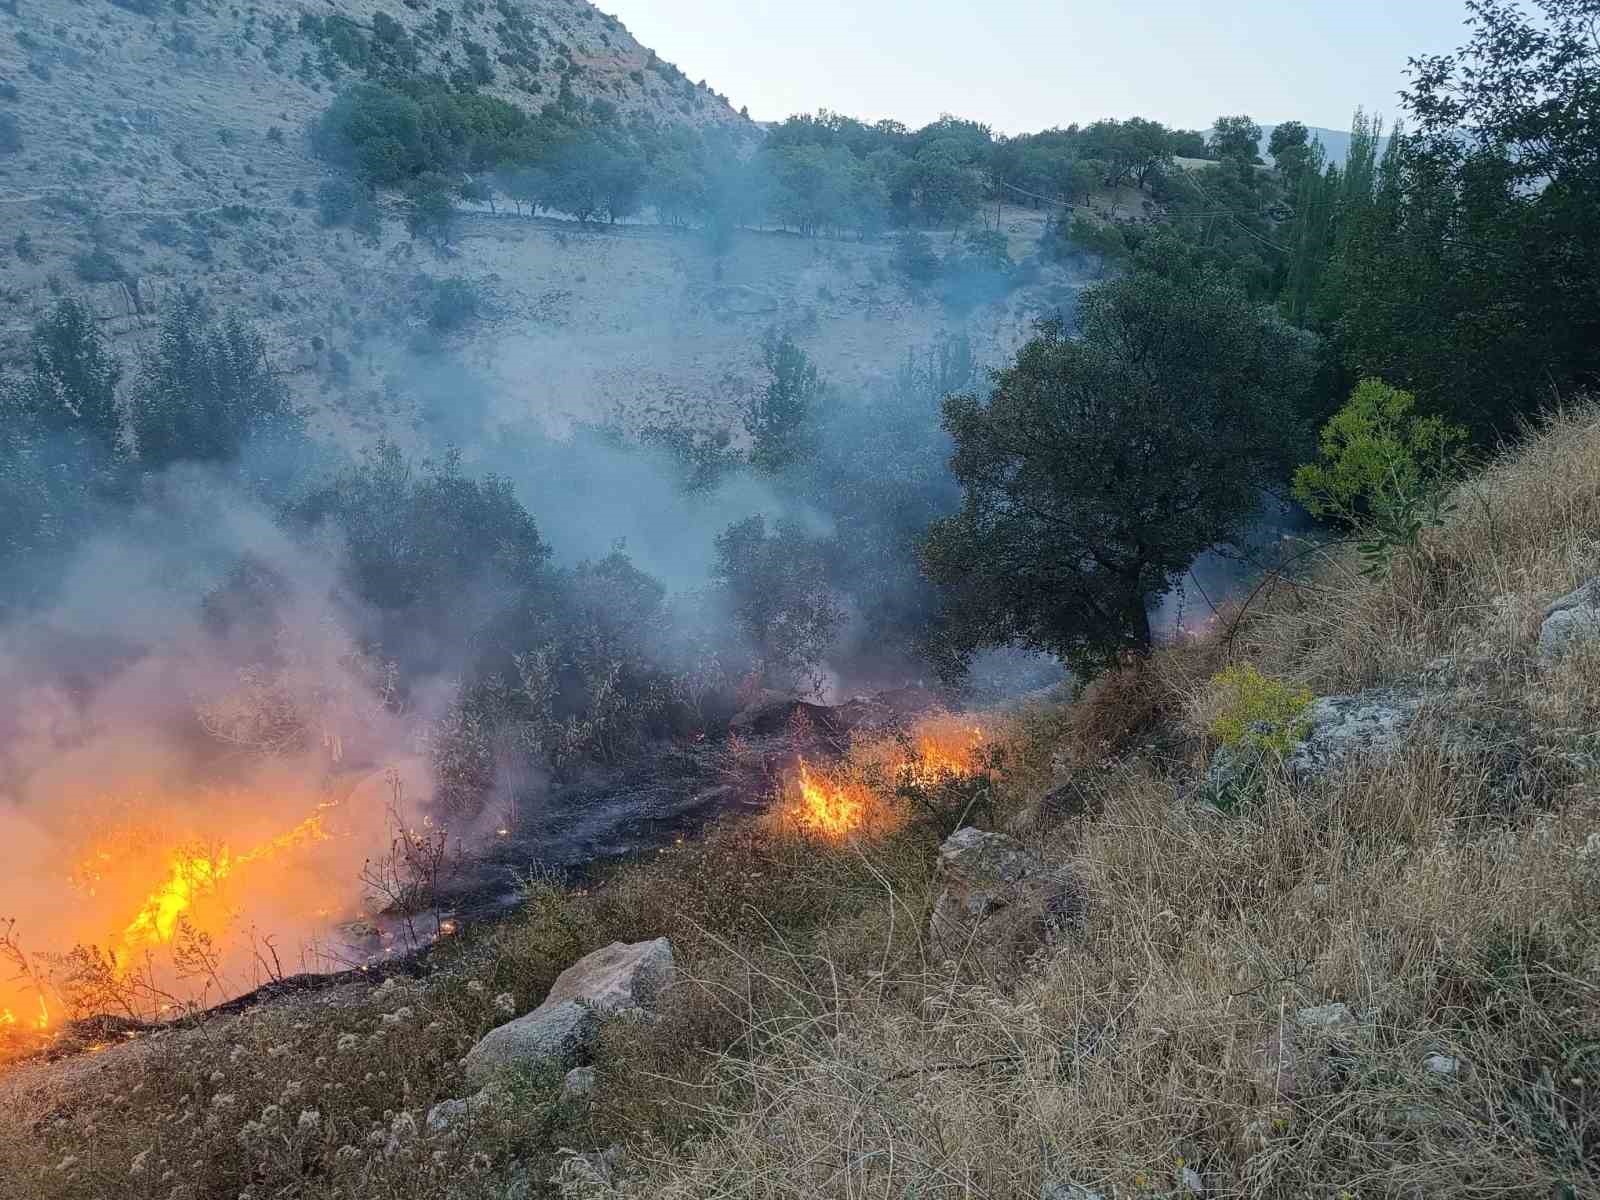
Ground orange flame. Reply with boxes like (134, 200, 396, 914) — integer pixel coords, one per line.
(112, 810, 331, 969)
(785, 716, 989, 839)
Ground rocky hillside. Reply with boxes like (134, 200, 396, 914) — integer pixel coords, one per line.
(0, 1, 1083, 452)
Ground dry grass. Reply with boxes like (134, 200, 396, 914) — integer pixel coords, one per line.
(8, 407, 1600, 1199)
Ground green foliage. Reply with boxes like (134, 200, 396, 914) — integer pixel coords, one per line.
(890, 231, 940, 283)
(0, 111, 19, 155)
(8, 299, 123, 455)
(1293, 378, 1467, 574)
(127, 290, 306, 476)
(924, 245, 1318, 674)
(1209, 114, 1263, 164)
(1267, 120, 1313, 178)
(423, 275, 485, 333)
(403, 174, 456, 246)
(1208, 664, 1313, 755)
(714, 515, 842, 693)
(73, 247, 128, 283)
(745, 331, 824, 476)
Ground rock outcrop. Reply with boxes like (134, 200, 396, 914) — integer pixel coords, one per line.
(1539, 578, 1600, 661)
(929, 828, 1080, 965)
(1284, 691, 1421, 781)
(1252, 1001, 1372, 1102)
(462, 938, 674, 1086)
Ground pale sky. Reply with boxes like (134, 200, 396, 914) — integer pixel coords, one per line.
(598, 0, 1470, 134)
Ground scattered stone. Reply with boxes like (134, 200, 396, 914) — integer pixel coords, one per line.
(425, 1085, 505, 1134)
(556, 1143, 627, 1188)
(1284, 691, 1422, 781)
(1539, 578, 1600, 661)
(1177, 1165, 1206, 1195)
(928, 828, 1081, 965)
(1041, 1182, 1106, 1200)
(1424, 1052, 1469, 1079)
(462, 939, 674, 1086)
(560, 1065, 597, 1104)
(1253, 1002, 1370, 1101)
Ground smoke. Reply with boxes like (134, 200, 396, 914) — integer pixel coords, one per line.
(0, 465, 424, 1021)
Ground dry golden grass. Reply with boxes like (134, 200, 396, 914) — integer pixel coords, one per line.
(8, 407, 1600, 1199)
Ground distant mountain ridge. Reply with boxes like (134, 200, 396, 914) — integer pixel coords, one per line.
(1259, 123, 1394, 166)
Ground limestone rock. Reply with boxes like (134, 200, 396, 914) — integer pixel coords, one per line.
(560, 1065, 597, 1104)
(1539, 578, 1600, 660)
(929, 828, 1080, 965)
(1284, 692, 1421, 781)
(462, 939, 674, 1086)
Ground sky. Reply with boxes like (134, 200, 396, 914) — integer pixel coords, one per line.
(598, 0, 1471, 135)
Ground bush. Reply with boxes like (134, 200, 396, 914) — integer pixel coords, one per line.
(73, 247, 128, 283)
(425, 275, 484, 333)
(1293, 378, 1469, 575)
(1207, 663, 1313, 755)
(890, 231, 940, 283)
(316, 178, 357, 226)
(0, 112, 20, 155)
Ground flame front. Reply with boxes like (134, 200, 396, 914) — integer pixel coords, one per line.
(112, 811, 331, 969)
(794, 761, 869, 837)
(785, 716, 989, 840)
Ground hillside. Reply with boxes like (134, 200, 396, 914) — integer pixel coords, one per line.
(0, 1, 1091, 461)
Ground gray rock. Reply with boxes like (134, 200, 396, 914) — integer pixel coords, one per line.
(1041, 1182, 1106, 1200)
(1296, 1001, 1356, 1031)
(425, 1085, 505, 1134)
(1285, 692, 1421, 780)
(560, 1066, 597, 1104)
(463, 1000, 596, 1086)
(1178, 1165, 1206, 1195)
(1540, 578, 1600, 660)
(929, 828, 1081, 965)
(462, 939, 674, 1086)
(1424, 1052, 1469, 1079)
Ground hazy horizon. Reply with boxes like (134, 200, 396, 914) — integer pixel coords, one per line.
(601, 0, 1468, 134)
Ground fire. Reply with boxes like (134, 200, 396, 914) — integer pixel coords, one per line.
(784, 715, 989, 840)
(113, 810, 330, 968)
(792, 760, 870, 837)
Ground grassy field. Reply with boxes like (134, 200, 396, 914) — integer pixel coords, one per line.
(6, 408, 1600, 1197)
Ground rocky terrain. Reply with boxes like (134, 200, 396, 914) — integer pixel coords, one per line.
(0, 1, 1086, 454)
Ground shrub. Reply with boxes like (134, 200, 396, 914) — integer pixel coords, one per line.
(1293, 378, 1469, 575)
(0, 111, 20, 155)
(424, 275, 484, 333)
(73, 247, 128, 283)
(890, 230, 940, 283)
(315, 178, 357, 226)
(1207, 663, 1313, 755)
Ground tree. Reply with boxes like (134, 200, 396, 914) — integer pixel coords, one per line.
(745, 331, 824, 475)
(713, 514, 841, 693)
(923, 245, 1317, 674)
(8, 300, 123, 455)
(1209, 114, 1263, 165)
(404, 175, 457, 247)
(128, 291, 305, 475)
(1334, 0, 1600, 437)
(1267, 121, 1313, 179)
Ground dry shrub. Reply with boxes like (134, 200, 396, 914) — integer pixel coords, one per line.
(1058, 657, 1171, 766)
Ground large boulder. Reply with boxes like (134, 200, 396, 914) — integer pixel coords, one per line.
(1539, 578, 1600, 661)
(929, 828, 1080, 966)
(462, 938, 674, 1086)
(1284, 691, 1421, 781)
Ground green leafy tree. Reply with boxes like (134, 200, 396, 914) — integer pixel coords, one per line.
(1209, 114, 1263, 165)
(924, 246, 1317, 673)
(713, 514, 842, 693)
(1267, 121, 1313, 179)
